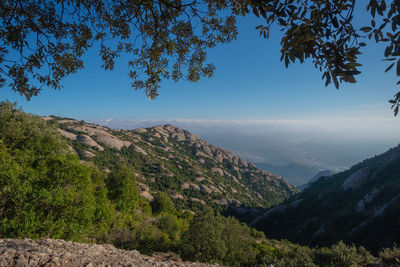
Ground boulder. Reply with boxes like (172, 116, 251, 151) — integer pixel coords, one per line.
(76, 135, 104, 151)
(211, 167, 224, 177)
(342, 167, 370, 190)
(57, 129, 77, 140)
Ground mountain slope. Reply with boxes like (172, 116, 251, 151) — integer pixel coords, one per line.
(298, 170, 335, 190)
(45, 116, 297, 210)
(251, 144, 400, 253)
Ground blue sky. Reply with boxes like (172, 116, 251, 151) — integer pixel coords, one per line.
(1, 8, 398, 121)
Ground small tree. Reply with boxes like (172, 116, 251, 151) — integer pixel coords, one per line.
(106, 163, 140, 214)
(151, 192, 177, 215)
(181, 207, 227, 263)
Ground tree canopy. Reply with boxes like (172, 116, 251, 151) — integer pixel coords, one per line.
(1, 0, 400, 114)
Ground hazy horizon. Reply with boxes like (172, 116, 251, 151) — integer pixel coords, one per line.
(90, 116, 400, 178)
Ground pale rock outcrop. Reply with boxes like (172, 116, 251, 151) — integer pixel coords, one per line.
(373, 192, 400, 217)
(133, 144, 148, 156)
(173, 133, 186, 142)
(239, 158, 248, 168)
(202, 145, 212, 156)
(57, 129, 77, 140)
(249, 163, 257, 169)
(96, 134, 131, 150)
(213, 198, 239, 206)
(76, 135, 104, 151)
(211, 167, 224, 177)
(83, 150, 96, 157)
(66, 145, 76, 154)
(153, 126, 170, 137)
(200, 185, 212, 194)
(79, 160, 94, 166)
(172, 193, 184, 200)
(342, 167, 370, 190)
(68, 125, 110, 136)
(208, 184, 221, 194)
(135, 128, 147, 133)
(231, 176, 240, 184)
(356, 187, 381, 213)
(232, 155, 240, 166)
(195, 177, 206, 182)
(190, 198, 206, 205)
(140, 191, 154, 201)
(181, 183, 190, 190)
(190, 183, 200, 191)
(195, 151, 211, 159)
(67, 124, 131, 150)
(215, 153, 224, 163)
(41, 116, 54, 121)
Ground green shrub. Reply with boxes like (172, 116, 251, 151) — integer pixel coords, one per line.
(181, 208, 227, 263)
(0, 140, 98, 240)
(106, 163, 140, 214)
(151, 192, 177, 215)
(313, 242, 375, 267)
(379, 245, 400, 265)
(0, 101, 114, 241)
(273, 246, 315, 267)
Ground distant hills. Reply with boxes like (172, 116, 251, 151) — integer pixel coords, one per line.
(251, 144, 400, 253)
(46, 116, 297, 210)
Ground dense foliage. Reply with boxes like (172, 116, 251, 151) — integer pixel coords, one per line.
(0, 101, 399, 266)
(0, 102, 102, 240)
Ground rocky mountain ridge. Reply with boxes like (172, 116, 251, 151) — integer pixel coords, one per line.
(44, 116, 297, 209)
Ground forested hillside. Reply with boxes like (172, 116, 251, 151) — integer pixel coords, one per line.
(2, 101, 400, 266)
(252, 144, 400, 253)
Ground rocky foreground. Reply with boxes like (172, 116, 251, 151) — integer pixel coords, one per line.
(0, 239, 219, 267)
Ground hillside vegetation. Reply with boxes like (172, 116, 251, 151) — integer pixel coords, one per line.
(252, 143, 400, 254)
(47, 114, 297, 210)
(1, 101, 399, 266)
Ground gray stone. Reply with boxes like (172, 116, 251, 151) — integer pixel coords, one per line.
(15, 258, 29, 267)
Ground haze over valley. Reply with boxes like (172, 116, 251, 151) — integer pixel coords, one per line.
(93, 117, 400, 185)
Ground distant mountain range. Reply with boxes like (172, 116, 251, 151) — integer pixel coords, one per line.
(251, 144, 400, 253)
(46, 116, 297, 210)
